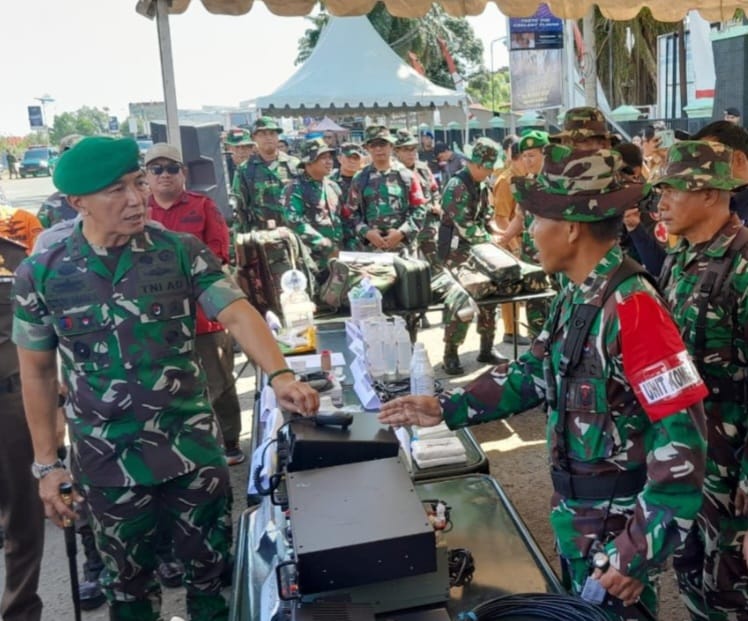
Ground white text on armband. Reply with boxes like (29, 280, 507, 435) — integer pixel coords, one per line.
(637, 352, 702, 404)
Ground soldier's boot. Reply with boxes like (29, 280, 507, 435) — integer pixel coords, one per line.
(476, 334, 508, 365)
(442, 343, 464, 376)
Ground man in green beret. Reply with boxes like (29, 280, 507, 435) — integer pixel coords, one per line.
(346, 125, 427, 252)
(439, 137, 504, 375)
(11, 136, 319, 621)
(380, 145, 708, 619)
(653, 140, 748, 621)
(283, 137, 346, 283)
(232, 116, 300, 232)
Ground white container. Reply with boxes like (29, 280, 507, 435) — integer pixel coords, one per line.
(395, 325, 412, 378)
(348, 289, 383, 322)
(410, 342, 435, 396)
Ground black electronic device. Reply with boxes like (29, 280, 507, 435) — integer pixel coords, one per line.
(283, 457, 439, 594)
(291, 602, 375, 621)
(280, 410, 399, 472)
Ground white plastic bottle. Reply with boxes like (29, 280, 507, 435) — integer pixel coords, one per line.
(410, 342, 435, 396)
(395, 324, 412, 379)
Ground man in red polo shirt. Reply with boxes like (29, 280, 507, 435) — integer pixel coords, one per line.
(144, 143, 245, 466)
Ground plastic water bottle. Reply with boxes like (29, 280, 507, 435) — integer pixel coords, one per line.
(410, 342, 434, 396)
(395, 324, 412, 379)
(382, 321, 398, 378)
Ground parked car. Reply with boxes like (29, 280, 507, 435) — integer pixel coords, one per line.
(19, 146, 59, 177)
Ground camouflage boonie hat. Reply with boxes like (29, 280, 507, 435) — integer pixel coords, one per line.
(225, 128, 254, 146)
(552, 106, 611, 143)
(650, 140, 747, 192)
(455, 137, 502, 169)
(393, 129, 419, 148)
(340, 142, 365, 157)
(512, 144, 645, 222)
(519, 130, 549, 152)
(364, 125, 395, 145)
(252, 116, 282, 135)
(299, 137, 335, 164)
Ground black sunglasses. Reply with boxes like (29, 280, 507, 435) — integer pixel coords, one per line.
(147, 163, 182, 175)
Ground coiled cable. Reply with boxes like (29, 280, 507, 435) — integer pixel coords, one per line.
(457, 592, 610, 621)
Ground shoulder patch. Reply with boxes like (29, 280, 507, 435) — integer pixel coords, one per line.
(618, 292, 707, 421)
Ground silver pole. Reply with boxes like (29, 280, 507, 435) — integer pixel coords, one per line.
(155, 0, 181, 152)
(582, 8, 597, 107)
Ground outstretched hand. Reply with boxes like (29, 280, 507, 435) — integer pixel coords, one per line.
(378, 395, 443, 427)
(593, 566, 645, 608)
(273, 378, 320, 416)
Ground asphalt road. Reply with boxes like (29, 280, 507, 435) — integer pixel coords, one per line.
(1, 174, 55, 214)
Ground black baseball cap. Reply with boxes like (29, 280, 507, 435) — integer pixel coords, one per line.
(725, 107, 742, 117)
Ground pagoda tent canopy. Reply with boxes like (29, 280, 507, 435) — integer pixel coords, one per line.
(254, 16, 468, 115)
(309, 117, 348, 132)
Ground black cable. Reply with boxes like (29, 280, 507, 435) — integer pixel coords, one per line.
(252, 438, 280, 496)
(458, 592, 610, 621)
(448, 548, 474, 587)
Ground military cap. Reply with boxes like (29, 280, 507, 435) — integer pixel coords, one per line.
(455, 137, 502, 170)
(512, 144, 645, 222)
(53, 136, 140, 196)
(725, 107, 742, 118)
(552, 106, 611, 142)
(225, 128, 255, 146)
(299, 137, 335, 165)
(252, 116, 282, 135)
(393, 129, 419, 148)
(144, 143, 183, 166)
(364, 125, 395, 145)
(340, 142, 364, 157)
(519, 130, 549, 152)
(650, 140, 747, 192)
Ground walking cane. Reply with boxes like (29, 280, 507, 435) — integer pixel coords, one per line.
(59, 482, 82, 621)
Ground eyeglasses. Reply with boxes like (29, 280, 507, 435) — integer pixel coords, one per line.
(147, 163, 182, 176)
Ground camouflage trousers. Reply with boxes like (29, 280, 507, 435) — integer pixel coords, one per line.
(674, 497, 748, 620)
(560, 556, 658, 620)
(85, 464, 232, 621)
(416, 212, 442, 269)
(443, 304, 497, 347)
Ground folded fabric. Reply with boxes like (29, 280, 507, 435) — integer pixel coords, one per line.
(411, 437, 467, 461)
(412, 453, 468, 469)
(411, 422, 454, 440)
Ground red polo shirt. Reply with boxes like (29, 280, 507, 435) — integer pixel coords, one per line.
(148, 190, 230, 334)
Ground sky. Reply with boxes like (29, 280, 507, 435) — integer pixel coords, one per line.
(0, 1, 509, 137)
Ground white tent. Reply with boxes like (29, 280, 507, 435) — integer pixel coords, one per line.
(254, 16, 468, 115)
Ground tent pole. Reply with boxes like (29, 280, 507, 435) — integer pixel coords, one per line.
(582, 8, 597, 107)
(155, 0, 182, 152)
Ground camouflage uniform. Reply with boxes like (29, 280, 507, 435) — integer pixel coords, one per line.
(653, 141, 748, 621)
(284, 138, 347, 281)
(516, 131, 551, 339)
(552, 107, 613, 146)
(441, 146, 708, 617)
(12, 222, 244, 621)
(232, 117, 299, 232)
(37, 192, 77, 228)
(345, 126, 427, 252)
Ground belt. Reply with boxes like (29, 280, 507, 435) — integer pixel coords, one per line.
(0, 373, 21, 395)
(551, 466, 647, 501)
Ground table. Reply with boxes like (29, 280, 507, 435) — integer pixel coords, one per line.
(230, 474, 565, 621)
(248, 322, 489, 498)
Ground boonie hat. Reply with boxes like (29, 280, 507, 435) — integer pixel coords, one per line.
(650, 140, 748, 192)
(225, 128, 254, 146)
(512, 144, 645, 222)
(144, 143, 183, 166)
(553, 106, 611, 143)
(252, 116, 283, 135)
(299, 138, 334, 164)
(340, 142, 364, 157)
(53, 137, 140, 196)
(364, 125, 395, 145)
(455, 137, 502, 170)
(394, 129, 419, 148)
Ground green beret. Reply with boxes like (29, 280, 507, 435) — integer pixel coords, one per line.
(53, 137, 140, 196)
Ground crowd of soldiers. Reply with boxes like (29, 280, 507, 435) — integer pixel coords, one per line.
(2, 105, 748, 621)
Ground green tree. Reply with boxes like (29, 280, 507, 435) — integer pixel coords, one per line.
(49, 106, 111, 144)
(467, 67, 511, 112)
(295, 4, 484, 90)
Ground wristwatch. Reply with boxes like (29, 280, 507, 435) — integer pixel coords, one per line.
(31, 459, 66, 480)
(592, 551, 610, 573)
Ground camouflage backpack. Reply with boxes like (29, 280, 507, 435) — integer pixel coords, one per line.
(317, 257, 397, 310)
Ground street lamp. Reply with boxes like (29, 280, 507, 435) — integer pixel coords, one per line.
(490, 37, 507, 116)
(35, 94, 54, 144)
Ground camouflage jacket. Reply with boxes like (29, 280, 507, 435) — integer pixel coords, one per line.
(12, 222, 246, 487)
(284, 174, 346, 272)
(0, 236, 26, 380)
(346, 162, 427, 245)
(442, 168, 492, 265)
(439, 245, 707, 580)
(661, 213, 748, 497)
(232, 152, 299, 232)
(330, 170, 354, 205)
(37, 192, 77, 229)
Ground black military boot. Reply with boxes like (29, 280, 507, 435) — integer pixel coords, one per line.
(443, 343, 464, 376)
(476, 334, 508, 365)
